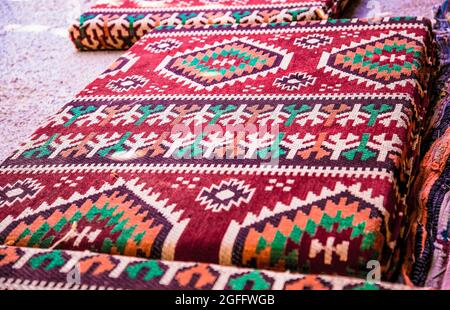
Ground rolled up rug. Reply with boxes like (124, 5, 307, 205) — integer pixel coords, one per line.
(69, 0, 351, 50)
(0, 245, 421, 290)
(0, 18, 437, 282)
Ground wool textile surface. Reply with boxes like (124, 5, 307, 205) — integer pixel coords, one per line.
(0, 245, 420, 290)
(0, 18, 437, 282)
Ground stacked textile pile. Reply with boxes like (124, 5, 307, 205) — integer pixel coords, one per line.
(69, 0, 350, 50)
(0, 16, 437, 290)
(410, 1, 450, 289)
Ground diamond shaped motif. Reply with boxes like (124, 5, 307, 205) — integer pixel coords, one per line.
(294, 34, 333, 49)
(317, 31, 425, 89)
(196, 179, 255, 212)
(216, 189, 235, 201)
(273, 72, 316, 90)
(106, 75, 149, 92)
(145, 39, 181, 53)
(0, 178, 44, 208)
(155, 37, 293, 91)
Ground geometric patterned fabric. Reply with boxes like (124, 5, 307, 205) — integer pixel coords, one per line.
(69, 0, 351, 50)
(0, 245, 422, 290)
(0, 18, 436, 282)
(409, 2, 450, 289)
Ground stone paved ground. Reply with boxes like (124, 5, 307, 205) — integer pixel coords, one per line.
(0, 0, 121, 162)
(0, 0, 443, 162)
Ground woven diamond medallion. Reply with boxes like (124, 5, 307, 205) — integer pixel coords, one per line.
(155, 37, 293, 91)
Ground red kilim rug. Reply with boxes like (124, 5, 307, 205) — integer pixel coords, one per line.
(69, 0, 350, 50)
(0, 245, 419, 290)
(0, 18, 436, 281)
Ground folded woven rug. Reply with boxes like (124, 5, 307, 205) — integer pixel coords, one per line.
(0, 245, 418, 290)
(69, 0, 350, 50)
(410, 1, 450, 288)
(0, 18, 436, 281)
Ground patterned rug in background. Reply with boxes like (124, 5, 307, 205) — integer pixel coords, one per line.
(0, 18, 436, 282)
(410, 0, 450, 289)
(0, 245, 420, 290)
(69, 0, 350, 50)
